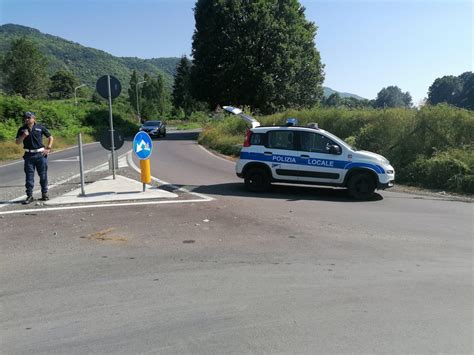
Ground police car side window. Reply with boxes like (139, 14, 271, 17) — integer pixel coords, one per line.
(300, 132, 339, 154)
(267, 130, 295, 150)
(250, 133, 263, 145)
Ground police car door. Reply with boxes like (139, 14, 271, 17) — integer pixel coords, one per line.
(265, 129, 300, 182)
(298, 131, 345, 184)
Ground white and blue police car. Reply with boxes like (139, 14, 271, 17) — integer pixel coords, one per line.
(234, 117, 395, 199)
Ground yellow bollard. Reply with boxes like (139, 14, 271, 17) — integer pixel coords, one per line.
(140, 159, 151, 185)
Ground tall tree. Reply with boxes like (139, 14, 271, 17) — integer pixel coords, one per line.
(458, 71, 474, 109)
(375, 86, 412, 108)
(128, 70, 140, 113)
(428, 72, 474, 109)
(49, 69, 78, 99)
(172, 56, 195, 117)
(427, 75, 462, 106)
(1, 37, 49, 98)
(141, 73, 167, 120)
(191, 0, 324, 114)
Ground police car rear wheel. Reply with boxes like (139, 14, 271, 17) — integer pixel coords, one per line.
(244, 168, 271, 192)
(348, 172, 376, 200)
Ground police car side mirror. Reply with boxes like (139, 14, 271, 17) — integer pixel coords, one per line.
(328, 145, 341, 155)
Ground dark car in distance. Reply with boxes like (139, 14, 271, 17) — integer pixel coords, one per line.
(139, 120, 167, 138)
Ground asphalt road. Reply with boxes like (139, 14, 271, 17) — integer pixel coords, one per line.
(1, 131, 472, 354)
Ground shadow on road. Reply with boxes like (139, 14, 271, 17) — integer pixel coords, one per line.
(172, 182, 383, 202)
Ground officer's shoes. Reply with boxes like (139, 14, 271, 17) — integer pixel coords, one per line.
(40, 193, 49, 201)
(22, 195, 34, 205)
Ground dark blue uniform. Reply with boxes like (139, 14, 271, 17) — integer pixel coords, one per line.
(16, 123, 51, 196)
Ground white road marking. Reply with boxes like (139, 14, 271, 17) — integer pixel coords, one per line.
(126, 151, 214, 202)
(197, 144, 236, 163)
(50, 156, 79, 162)
(0, 199, 212, 215)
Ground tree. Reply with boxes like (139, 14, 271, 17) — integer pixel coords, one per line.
(375, 86, 412, 108)
(172, 56, 195, 117)
(128, 70, 140, 113)
(427, 75, 462, 106)
(191, 0, 325, 114)
(49, 69, 78, 99)
(325, 93, 342, 107)
(1, 37, 49, 98)
(140, 73, 168, 120)
(458, 71, 474, 109)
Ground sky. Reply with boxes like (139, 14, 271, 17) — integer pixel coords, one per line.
(1, 0, 472, 105)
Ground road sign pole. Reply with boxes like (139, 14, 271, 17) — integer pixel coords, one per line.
(140, 159, 151, 192)
(78, 133, 85, 196)
(107, 75, 116, 180)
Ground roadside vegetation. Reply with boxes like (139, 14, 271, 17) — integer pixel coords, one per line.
(199, 105, 474, 194)
(0, 94, 138, 161)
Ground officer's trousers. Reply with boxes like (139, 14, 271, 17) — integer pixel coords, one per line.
(23, 153, 48, 196)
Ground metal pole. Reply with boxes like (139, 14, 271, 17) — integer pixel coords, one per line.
(78, 133, 85, 196)
(74, 84, 86, 106)
(107, 75, 116, 180)
(136, 83, 140, 123)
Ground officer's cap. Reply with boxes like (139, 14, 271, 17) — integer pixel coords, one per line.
(24, 111, 36, 118)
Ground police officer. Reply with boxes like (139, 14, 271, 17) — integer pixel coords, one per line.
(15, 112, 54, 204)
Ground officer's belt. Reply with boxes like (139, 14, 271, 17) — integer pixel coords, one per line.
(24, 148, 45, 153)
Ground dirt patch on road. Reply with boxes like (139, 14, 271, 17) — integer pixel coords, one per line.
(81, 228, 128, 243)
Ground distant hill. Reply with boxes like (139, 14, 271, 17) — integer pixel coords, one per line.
(0, 24, 179, 91)
(323, 86, 366, 100)
(0, 24, 365, 101)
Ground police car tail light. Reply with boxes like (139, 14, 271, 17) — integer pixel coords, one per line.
(243, 129, 252, 147)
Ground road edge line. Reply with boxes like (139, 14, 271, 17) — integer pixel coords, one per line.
(126, 151, 214, 201)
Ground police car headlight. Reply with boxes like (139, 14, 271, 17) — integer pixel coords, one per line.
(386, 169, 394, 174)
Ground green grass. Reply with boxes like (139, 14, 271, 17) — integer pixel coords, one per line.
(175, 122, 202, 130)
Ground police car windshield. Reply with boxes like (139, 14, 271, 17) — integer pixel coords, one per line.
(324, 131, 357, 151)
(143, 121, 161, 126)
(345, 141, 357, 151)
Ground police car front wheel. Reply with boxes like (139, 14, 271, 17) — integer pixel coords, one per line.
(347, 172, 376, 200)
(244, 168, 271, 192)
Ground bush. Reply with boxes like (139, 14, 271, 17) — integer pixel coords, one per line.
(189, 111, 210, 124)
(400, 153, 470, 190)
(448, 174, 474, 193)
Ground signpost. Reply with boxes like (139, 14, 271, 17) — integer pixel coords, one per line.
(96, 75, 122, 179)
(100, 129, 124, 151)
(133, 131, 153, 192)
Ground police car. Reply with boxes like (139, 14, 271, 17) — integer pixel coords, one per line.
(226, 108, 395, 199)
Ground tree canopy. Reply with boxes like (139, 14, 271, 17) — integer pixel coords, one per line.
(49, 69, 79, 99)
(172, 56, 195, 117)
(1, 37, 49, 98)
(191, 0, 324, 114)
(428, 72, 473, 109)
(374, 86, 412, 108)
(140, 73, 168, 120)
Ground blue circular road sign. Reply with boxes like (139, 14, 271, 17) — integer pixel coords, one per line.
(133, 131, 153, 160)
